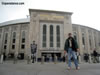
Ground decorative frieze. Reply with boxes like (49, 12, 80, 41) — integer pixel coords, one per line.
(4, 27, 9, 32)
(21, 24, 28, 30)
(11, 25, 18, 31)
(0, 29, 2, 33)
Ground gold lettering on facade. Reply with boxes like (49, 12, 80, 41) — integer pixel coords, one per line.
(39, 14, 64, 19)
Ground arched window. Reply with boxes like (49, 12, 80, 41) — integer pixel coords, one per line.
(4, 33, 8, 44)
(94, 32, 97, 48)
(89, 35, 92, 47)
(50, 25, 53, 47)
(22, 31, 25, 38)
(4, 33, 8, 50)
(94, 36, 97, 48)
(13, 32, 16, 38)
(21, 31, 26, 49)
(0, 34, 1, 39)
(12, 32, 16, 43)
(82, 33, 85, 49)
(12, 32, 16, 49)
(22, 31, 25, 43)
(0, 34, 1, 41)
(42, 25, 47, 47)
(56, 26, 60, 47)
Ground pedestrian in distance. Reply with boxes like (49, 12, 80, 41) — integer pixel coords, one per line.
(84, 53, 89, 63)
(31, 41, 37, 63)
(93, 49, 98, 63)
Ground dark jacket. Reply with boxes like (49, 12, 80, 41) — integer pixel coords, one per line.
(64, 37, 78, 52)
(93, 51, 98, 57)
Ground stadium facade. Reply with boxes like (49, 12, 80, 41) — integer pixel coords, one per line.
(0, 9, 100, 62)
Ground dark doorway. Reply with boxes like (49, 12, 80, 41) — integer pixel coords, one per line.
(8, 53, 14, 59)
(41, 53, 61, 62)
(18, 53, 24, 60)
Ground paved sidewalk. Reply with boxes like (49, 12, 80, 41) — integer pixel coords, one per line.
(0, 61, 100, 75)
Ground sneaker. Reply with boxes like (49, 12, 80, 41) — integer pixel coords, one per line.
(76, 67, 80, 70)
(67, 67, 71, 70)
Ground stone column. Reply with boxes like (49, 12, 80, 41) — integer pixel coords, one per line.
(77, 26, 83, 63)
(28, 19, 36, 60)
(91, 30, 95, 50)
(28, 14, 40, 60)
(96, 32, 99, 51)
(24, 26, 29, 59)
(86, 28, 92, 63)
(60, 24, 64, 53)
(0, 28, 4, 54)
(47, 24, 50, 49)
(0, 30, 2, 54)
(63, 15, 73, 58)
(15, 25, 21, 58)
(54, 24, 57, 50)
(7, 27, 12, 57)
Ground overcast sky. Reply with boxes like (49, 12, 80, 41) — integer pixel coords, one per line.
(0, 0, 100, 31)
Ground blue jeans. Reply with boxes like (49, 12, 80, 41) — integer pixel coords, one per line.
(68, 48, 78, 67)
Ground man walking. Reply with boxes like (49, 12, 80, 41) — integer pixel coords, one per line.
(31, 41, 37, 63)
(64, 33, 80, 70)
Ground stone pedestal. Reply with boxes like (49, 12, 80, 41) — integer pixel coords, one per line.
(54, 55, 57, 64)
(13, 55, 17, 64)
(13, 53, 18, 64)
(78, 55, 81, 64)
(27, 55, 31, 64)
(0, 54, 3, 64)
(89, 55, 92, 63)
(41, 56, 44, 64)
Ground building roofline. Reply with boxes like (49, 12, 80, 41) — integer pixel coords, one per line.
(0, 18, 30, 27)
(72, 23, 100, 31)
(29, 9, 73, 15)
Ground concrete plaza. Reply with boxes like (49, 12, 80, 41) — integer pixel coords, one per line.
(0, 61, 100, 75)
